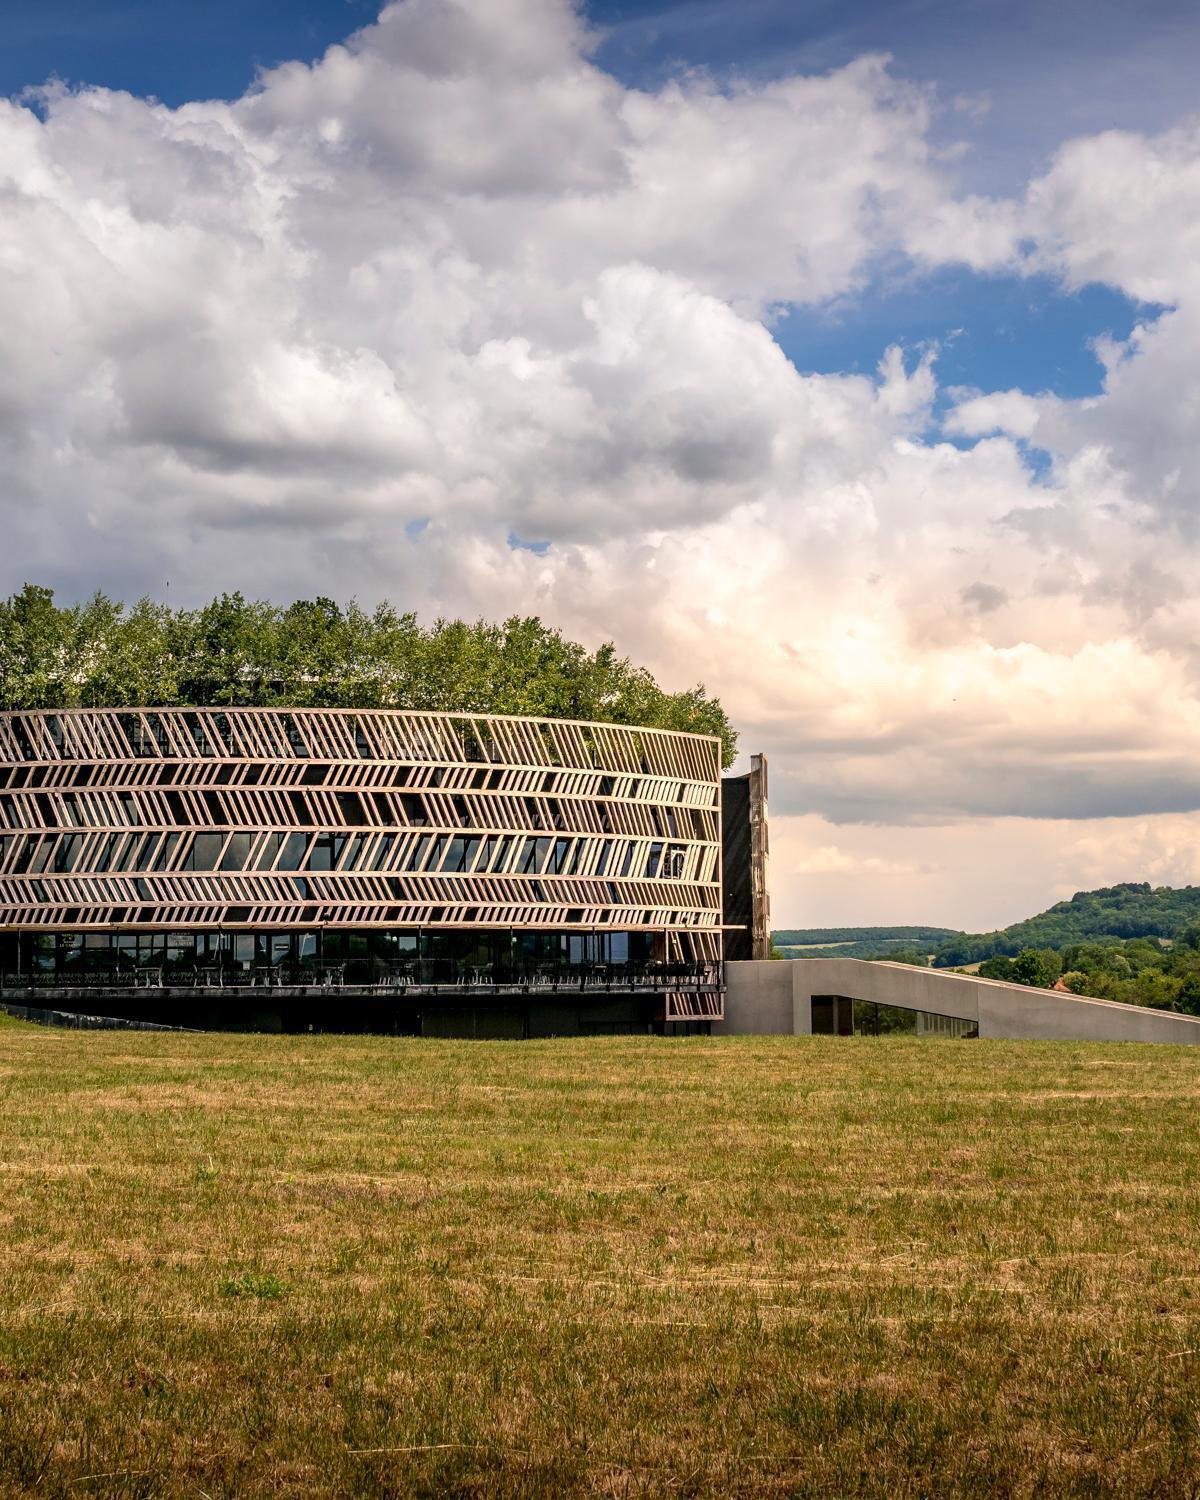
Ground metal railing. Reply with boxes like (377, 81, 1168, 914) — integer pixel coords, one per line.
(1, 961, 723, 995)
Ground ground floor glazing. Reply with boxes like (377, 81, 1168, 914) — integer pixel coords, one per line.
(0, 926, 721, 1035)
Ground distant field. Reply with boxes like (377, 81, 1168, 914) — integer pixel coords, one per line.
(3, 1018, 1200, 1497)
(775, 942, 937, 960)
(773, 927, 959, 946)
(775, 940, 856, 951)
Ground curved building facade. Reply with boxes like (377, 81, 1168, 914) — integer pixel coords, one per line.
(0, 708, 728, 1034)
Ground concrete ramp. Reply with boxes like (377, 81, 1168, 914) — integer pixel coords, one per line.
(717, 958, 1200, 1044)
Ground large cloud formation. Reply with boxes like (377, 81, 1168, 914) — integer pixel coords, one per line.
(3, 0, 1199, 925)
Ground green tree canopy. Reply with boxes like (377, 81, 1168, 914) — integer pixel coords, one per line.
(0, 585, 737, 765)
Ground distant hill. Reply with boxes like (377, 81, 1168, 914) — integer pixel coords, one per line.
(932, 884, 1200, 967)
(775, 887, 1200, 967)
(773, 926, 960, 960)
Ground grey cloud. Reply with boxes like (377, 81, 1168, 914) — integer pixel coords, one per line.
(960, 581, 1008, 613)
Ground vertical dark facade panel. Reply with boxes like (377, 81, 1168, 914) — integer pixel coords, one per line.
(721, 753, 770, 963)
(722, 775, 753, 962)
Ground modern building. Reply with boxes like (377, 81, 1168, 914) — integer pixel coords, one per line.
(0, 707, 763, 1035)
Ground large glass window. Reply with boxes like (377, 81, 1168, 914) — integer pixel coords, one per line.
(166, 933, 196, 973)
(138, 934, 165, 967)
(58, 934, 84, 974)
(441, 836, 481, 872)
(308, 833, 345, 871)
(39, 922, 703, 992)
(109, 834, 138, 873)
(196, 933, 230, 964)
(29, 934, 55, 972)
(367, 832, 394, 870)
(421, 834, 448, 871)
(91, 834, 119, 873)
(186, 833, 225, 871)
(295, 932, 318, 973)
(276, 833, 310, 871)
(336, 791, 365, 825)
(27, 839, 54, 875)
(256, 934, 292, 967)
(220, 833, 253, 871)
(255, 833, 285, 870)
(83, 934, 114, 973)
(152, 832, 181, 871)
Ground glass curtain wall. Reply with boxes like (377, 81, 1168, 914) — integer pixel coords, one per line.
(3, 928, 673, 988)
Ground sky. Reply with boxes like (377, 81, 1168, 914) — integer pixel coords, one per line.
(3, 0, 1200, 931)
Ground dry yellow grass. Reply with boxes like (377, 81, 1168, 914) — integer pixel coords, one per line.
(2, 1022, 1200, 1496)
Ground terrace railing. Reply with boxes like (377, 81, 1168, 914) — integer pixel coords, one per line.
(0, 960, 723, 996)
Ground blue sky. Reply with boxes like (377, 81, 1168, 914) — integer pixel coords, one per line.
(1, 0, 1182, 405)
(775, 272, 1159, 404)
(8, 0, 1199, 182)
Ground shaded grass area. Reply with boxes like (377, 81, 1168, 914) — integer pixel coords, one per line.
(2, 1031, 1200, 1496)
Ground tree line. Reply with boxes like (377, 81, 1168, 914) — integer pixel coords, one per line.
(976, 934, 1200, 1014)
(0, 585, 737, 765)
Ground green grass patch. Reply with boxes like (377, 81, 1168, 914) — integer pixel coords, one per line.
(1, 1029, 1199, 1496)
(220, 1270, 290, 1301)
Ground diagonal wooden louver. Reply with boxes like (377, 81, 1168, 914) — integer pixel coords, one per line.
(0, 709, 724, 975)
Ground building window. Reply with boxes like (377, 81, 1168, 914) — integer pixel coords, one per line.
(186, 833, 225, 871)
(220, 833, 253, 871)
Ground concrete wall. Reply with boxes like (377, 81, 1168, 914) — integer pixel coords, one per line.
(719, 957, 1200, 1045)
(712, 959, 805, 1035)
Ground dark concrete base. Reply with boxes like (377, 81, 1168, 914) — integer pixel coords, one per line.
(1, 984, 717, 1038)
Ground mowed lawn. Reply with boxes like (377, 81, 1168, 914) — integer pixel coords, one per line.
(3, 1020, 1200, 1498)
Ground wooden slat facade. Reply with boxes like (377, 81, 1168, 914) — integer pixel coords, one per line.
(0, 708, 723, 965)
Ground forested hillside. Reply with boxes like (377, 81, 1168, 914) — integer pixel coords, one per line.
(774, 887, 1200, 1012)
(932, 884, 1200, 967)
(0, 585, 736, 764)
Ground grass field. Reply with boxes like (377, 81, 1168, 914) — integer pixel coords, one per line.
(3, 1018, 1200, 1498)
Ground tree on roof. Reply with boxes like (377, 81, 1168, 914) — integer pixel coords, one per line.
(0, 584, 737, 765)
